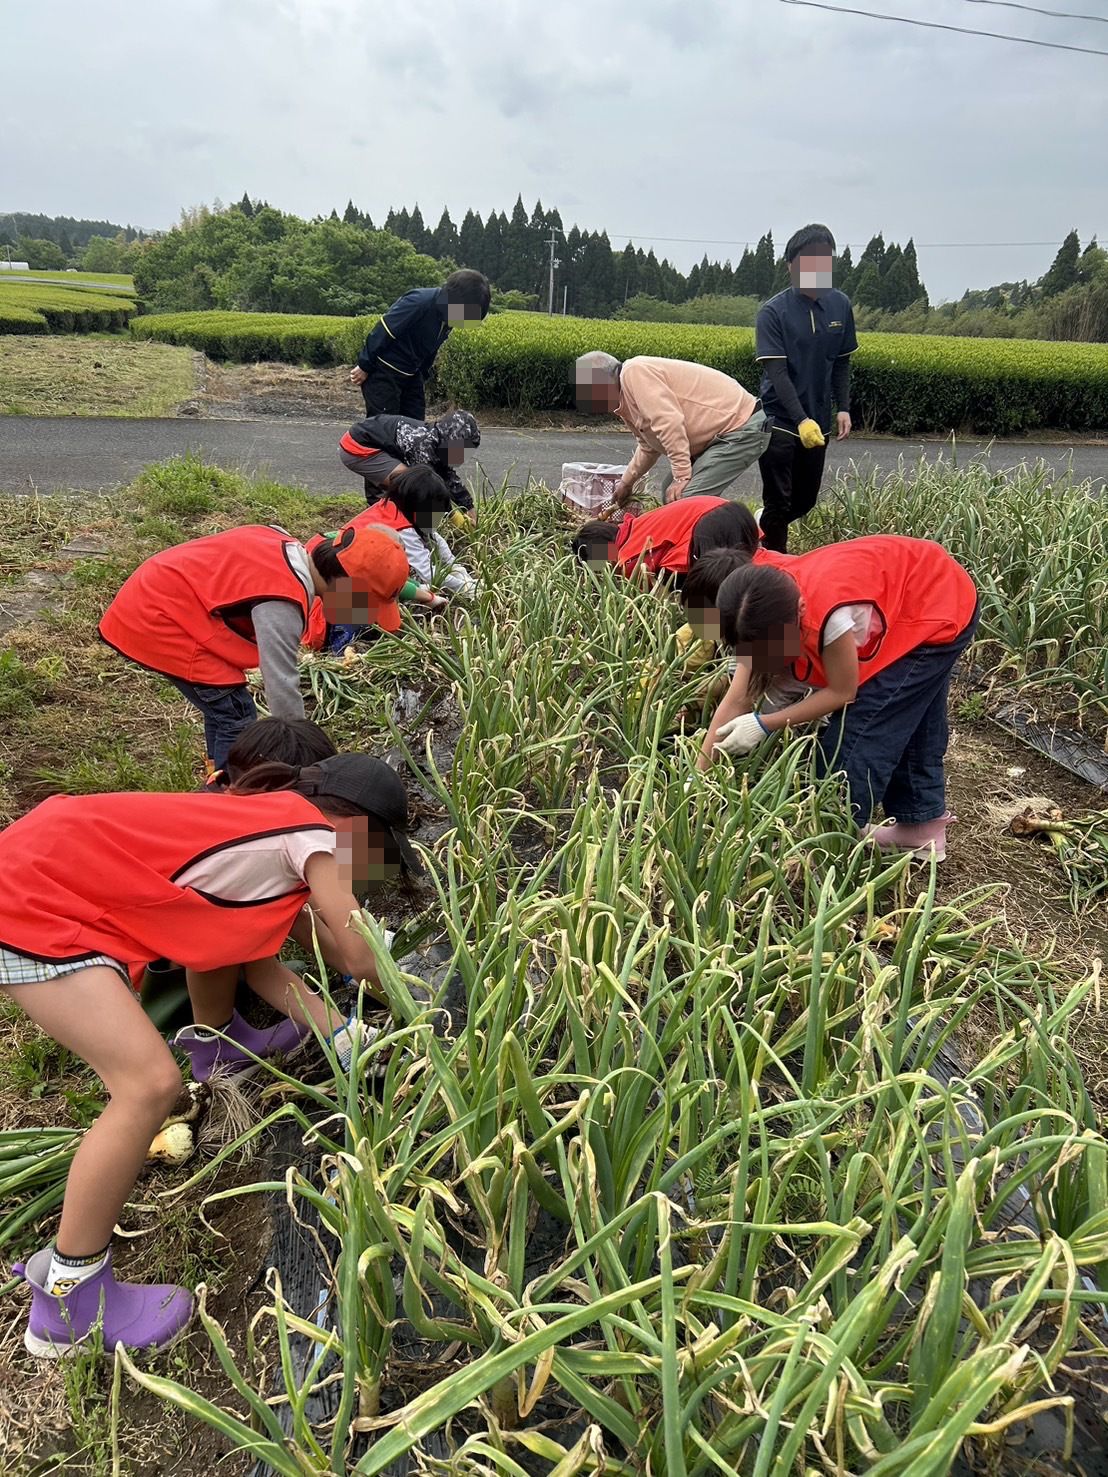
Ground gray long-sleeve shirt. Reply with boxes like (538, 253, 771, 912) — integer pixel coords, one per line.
(250, 544, 314, 720)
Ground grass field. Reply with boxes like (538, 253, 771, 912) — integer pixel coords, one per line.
(0, 456, 1107, 1472)
(0, 336, 197, 417)
(0, 270, 135, 292)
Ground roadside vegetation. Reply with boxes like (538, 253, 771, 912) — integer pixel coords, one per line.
(0, 336, 196, 417)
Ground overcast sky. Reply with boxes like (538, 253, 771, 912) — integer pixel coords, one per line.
(3, 0, 1106, 301)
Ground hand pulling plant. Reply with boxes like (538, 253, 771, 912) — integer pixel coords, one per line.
(104, 488, 1108, 1474)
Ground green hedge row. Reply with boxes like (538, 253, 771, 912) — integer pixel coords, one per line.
(130, 311, 366, 367)
(436, 313, 1108, 435)
(0, 282, 136, 335)
(129, 307, 1108, 435)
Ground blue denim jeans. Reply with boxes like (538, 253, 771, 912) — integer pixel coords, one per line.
(817, 606, 979, 825)
(166, 678, 257, 770)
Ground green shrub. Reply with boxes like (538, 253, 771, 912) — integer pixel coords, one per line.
(0, 281, 135, 335)
(130, 306, 1108, 434)
(131, 310, 365, 366)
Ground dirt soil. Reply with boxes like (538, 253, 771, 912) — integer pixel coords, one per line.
(181, 358, 620, 430)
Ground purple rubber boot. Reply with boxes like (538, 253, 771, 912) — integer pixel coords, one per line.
(172, 1009, 310, 1082)
(14, 1247, 193, 1359)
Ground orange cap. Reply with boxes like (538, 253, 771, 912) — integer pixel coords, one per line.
(334, 525, 409, 633)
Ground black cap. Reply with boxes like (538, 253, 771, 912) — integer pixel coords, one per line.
(299, 755, 423, 875)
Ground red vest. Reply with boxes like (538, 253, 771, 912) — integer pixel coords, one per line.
(343, 500, 413, 536)
(783, 537, 977, 688)
(614, 497, 729, 575)
(99, 526, 314, 686)
(0, 791, 331, 977)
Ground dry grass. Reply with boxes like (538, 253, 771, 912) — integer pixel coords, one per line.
(0, 336, 197, 418)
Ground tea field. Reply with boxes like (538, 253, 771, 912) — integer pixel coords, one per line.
(0, 456, 1106, 1473)
(128, 308, 1108, 435)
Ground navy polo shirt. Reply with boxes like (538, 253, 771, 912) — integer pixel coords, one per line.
(756, 287, 858, 433)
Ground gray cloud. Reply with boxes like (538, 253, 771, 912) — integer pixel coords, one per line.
(1, 0, 1104, 299)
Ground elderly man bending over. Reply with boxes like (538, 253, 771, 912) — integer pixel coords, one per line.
(575, 351, 770, 507)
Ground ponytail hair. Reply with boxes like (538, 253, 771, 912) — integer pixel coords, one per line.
(311, 529, 355, 582)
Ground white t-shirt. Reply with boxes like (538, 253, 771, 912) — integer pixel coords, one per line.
(822, 603, 881, 648)
(175, 827, 335, 902)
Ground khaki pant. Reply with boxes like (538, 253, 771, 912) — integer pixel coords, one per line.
(660, 410, 771, 501)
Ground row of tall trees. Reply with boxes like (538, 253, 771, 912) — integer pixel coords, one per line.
(0, 213, 148, 270)
(357, 196, 929, 317)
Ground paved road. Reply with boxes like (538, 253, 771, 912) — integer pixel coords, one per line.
(0, 415, 1104, 499)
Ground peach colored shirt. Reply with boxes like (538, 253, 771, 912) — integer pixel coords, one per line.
(617, 357, 758, 488)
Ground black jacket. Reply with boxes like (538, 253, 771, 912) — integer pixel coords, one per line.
(356, 287, 450, 381)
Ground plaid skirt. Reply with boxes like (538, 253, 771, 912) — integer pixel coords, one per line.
(0, 947, 128, 988)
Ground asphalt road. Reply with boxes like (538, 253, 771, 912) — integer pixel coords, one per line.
(0, 415, 1104, 499)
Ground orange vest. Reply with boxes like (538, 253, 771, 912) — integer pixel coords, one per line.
(342, 500, 413, 536)
(614, 497, 729, 575)
(0, 791, 331, 978)
(99, 525, 314, 686)
(783, 537, 977, 689)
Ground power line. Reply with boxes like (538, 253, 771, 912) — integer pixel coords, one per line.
(777, 0, 1108, 53)
(963, 0, 1108, 23)
(603, 233, 1087, 249)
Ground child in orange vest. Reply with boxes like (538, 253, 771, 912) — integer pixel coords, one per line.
(99, 524, 409, 772)
(572, 497, 761, 583)
(0, 754, 419, 1359)
(698, 535, 979, 861)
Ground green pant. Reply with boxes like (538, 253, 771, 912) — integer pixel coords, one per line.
(660, 410, 770, 501)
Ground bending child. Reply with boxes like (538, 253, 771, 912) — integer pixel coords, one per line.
(99, 523, 410, 772)
(339, 409, 480, 522)
(698, 535, 979, 862)
(0, 753, 421, 1358)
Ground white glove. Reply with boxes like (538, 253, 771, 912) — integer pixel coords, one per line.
(383, 929, 396, 952)
(713, 712, 770, 757)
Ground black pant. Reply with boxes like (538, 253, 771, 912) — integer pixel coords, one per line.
(360, 366, 426, 419)
(758, 428, 828, 553)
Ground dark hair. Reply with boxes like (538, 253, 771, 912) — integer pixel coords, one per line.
(571, 522, 618, 562)
(228, 760, 368, 819)
(387, 466, 452, 543)
(225, 719, 337, 783)
(444, 269, 492, 317)
(716, 565, 800, 650)
(681, 549, 748, 609)
(785, 224, 836, 263)
(311, 531, 352, 583)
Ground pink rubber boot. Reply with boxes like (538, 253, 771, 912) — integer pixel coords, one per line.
(865, 813, 956, 863)
(14, 1247, 193, 1359)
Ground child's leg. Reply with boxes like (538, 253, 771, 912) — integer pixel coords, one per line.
(242, 957, 346, 1034)
(4, 967, 182, 1258)
(288, 908, 346, 975)
(879, 649, 963, 825)
(183, 965, 240, 1028)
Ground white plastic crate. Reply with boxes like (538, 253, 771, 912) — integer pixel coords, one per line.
(558, 462, 627, 513)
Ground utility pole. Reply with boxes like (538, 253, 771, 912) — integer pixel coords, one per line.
(546, 228, 562, 315)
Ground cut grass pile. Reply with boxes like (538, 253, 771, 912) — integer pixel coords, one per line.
(0, 280, 137, 334)
(0, 335, 198, 417)
(0, 457, 1107, 1472)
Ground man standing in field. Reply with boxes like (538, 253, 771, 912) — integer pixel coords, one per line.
(755, 224, 858, 552)
(350, 269, 492, 420)
(574, 352, 770, 508)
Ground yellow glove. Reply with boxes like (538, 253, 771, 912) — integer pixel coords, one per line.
(797, 418, 826, 450)
(450, 509, 470, 532)
(674, 622, 714, 674)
